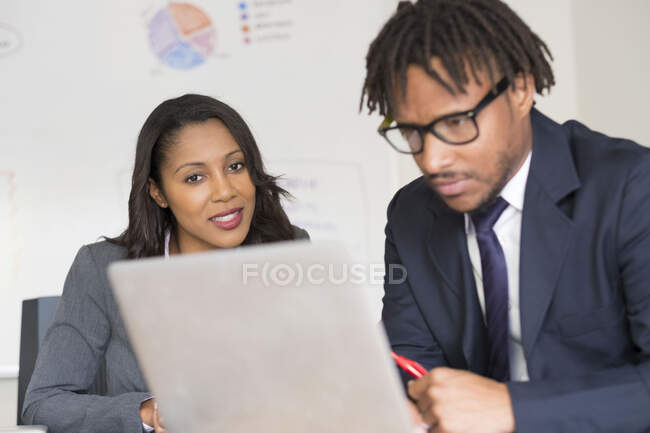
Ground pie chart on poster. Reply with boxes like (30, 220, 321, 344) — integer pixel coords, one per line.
(148, 2, 216, 70)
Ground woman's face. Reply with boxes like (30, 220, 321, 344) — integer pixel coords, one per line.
(149, 119, 256, 254)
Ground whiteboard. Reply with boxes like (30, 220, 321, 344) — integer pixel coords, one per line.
(0, 0, 401, 368)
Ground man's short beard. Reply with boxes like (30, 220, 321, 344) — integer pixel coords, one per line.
(431, 147, 520, 215)
(470, 149, 520, 214)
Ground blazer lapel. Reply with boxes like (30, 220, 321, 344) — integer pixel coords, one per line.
(519, 109, 580, 360)
(418, 197, 488, 373)
(459, 242, 489, 375)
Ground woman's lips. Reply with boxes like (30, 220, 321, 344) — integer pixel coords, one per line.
(434, 179, 470, 196)
(209, 208, 243, 230)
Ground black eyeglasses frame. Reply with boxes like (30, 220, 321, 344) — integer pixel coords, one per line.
(378, 77, 511, 154)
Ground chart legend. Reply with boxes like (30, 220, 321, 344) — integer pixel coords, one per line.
(238, 0, 295, 45)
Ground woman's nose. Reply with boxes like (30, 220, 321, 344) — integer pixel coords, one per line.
(210, 175, 236, 202)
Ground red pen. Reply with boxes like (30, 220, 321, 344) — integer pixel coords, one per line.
(391, 351, 428, 379)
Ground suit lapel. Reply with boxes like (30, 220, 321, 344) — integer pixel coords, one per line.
(458, 241, 489, 375)
(417, 198, 488, 373)
(519, 109, 580, 360)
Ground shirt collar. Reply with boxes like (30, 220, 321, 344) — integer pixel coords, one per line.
(501, 150, 532, 213)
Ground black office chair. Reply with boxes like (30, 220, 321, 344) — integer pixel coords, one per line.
(17, 297, 106, 425)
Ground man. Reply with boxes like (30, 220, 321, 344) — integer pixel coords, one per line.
(360, 1, 650, 432)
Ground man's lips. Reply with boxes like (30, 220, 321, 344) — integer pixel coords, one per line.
(432, 178, 471, 196)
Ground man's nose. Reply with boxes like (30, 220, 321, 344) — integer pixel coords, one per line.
(415, 132, 456, 175)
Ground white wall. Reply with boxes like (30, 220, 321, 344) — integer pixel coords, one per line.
(0, 378, 17, 426)
(571, 0, 650, 147)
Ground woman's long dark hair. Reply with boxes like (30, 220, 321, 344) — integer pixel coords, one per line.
(108, 94, 296, 258)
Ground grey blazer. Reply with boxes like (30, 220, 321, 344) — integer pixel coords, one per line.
(22, 227, 309, 433)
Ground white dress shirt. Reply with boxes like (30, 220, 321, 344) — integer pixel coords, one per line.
(464, 152, 532, 382)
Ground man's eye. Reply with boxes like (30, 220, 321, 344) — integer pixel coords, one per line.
(185, 174, 203, 183)
(399, 128, 417, 141)
(445, 116, 469, 128)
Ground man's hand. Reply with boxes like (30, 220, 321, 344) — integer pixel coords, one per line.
(407, 400, 429, 433)
(408, 367, 515, 433)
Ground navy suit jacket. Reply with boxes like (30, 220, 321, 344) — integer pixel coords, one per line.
(382, 109, 650, 433)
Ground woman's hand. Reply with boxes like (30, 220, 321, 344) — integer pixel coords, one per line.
(153, 401, 167, 433)
(140, 399, 167, 432)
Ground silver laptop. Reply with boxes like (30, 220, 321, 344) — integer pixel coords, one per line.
(108, 241, 412, 433)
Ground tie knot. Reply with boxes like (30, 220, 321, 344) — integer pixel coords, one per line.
(471, 197, 509, 233)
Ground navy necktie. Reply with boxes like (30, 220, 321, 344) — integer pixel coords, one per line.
(471, 197, 510, 381)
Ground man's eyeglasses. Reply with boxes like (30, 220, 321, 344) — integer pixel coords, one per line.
(378, 77, 510, 154)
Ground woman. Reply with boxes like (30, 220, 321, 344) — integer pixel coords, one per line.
(22, 94, 309, 433)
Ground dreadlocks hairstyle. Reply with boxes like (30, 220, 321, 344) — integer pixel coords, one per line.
(360, 0, 555, 117)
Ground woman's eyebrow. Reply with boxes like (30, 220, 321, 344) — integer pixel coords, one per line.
(174, 161, 205, 174)
(174, 150, 243, 173)
(225, 149, 243, 158)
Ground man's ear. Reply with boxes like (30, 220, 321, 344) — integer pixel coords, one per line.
(148, 178, 168, 208)
(509, 72, 536, 119)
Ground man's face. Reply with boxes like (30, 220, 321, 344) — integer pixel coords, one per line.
(393, 60, 531, 213)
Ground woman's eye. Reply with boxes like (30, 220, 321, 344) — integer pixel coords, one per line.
(185, 174, 204, 184)
(228, 162, 245, 172)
